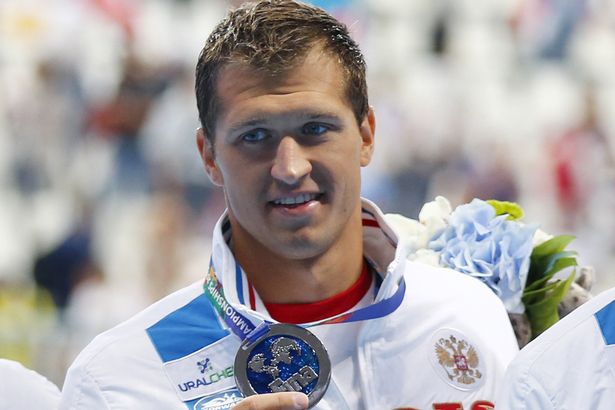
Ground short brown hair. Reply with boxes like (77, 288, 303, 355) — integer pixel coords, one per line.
(195, 0, 368, 144)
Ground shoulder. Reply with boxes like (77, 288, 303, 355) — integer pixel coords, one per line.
(379, 260, 518, 403)
(401, 259, 519, 357)
(402, 259, 516, 333)
(63, 281, 228, 394)
(0, 359, 60, 409)
(498, 287, 615, 408)
(69, 282, 206, 363)
(403, 259, 508, 309)
(509, 286, 615, 369)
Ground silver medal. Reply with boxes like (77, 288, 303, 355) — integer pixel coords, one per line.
(234, 323, 331, 408)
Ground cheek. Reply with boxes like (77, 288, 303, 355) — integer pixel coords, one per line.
(217, 152, 255, 185)
(316, 142, 360, 175)
(344, 168, 363, 198)
(334, 142, 364, 180)
(218, 161, 265, 204)
(321, 157, 362, 199)
(223, 182, 259, 228)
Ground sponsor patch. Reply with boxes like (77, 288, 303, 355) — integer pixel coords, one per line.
(164, 334, 240, 401)
(428, 328, 485, 391)
(193, 388, 243, 410)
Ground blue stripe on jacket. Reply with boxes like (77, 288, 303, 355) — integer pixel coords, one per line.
(146, 293, 229, 362)
(595, 299, 615, 346)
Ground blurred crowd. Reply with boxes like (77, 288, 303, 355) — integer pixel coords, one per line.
(1, 0, 614, 386)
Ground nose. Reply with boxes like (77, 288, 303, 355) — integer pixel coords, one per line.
(271, 136, 312, 185)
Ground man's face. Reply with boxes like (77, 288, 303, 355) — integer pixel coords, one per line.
(197, 49, 375, 260)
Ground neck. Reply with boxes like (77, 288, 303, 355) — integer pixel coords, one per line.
(229, 213, 364, 304)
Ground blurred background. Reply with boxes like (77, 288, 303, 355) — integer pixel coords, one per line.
(1, 0, 614, 387)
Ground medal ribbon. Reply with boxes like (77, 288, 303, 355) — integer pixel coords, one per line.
(203, 258, 406, 343)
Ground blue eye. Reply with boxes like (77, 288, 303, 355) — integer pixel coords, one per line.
(302, 122, 330, 136)
(241, 129, 270, 143)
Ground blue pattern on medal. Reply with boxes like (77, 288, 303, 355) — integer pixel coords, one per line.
(234, 323, 331, 408)
(246, 335, 320, 394)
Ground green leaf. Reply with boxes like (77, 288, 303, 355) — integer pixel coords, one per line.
(527, 250, 577, 285)
(522, 280, 560, 305)
(525, 271, 576, 338)
(527, 253, 577, 284)
(487, 200, 524, 220)
(524, 271, 557, 292)
(531, 235, 576, 258)
(523, 279, 560, 297)
(544, 256, 577, 277)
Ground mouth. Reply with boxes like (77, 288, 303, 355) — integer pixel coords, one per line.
(270, 192, 324, 208)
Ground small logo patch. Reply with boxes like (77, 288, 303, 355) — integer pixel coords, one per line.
(428, 329, 485, 391)
(164, 335, 240, 401)
(194, 388, 243, 410)
(198, 358, 212, 374)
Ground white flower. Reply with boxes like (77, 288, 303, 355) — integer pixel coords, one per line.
(386, 196, 454, 259)
(532, 228, 554, 247)
(418, 196, 452, 240)
(384, 213, 428, 252)
(409, 248, 440, 267)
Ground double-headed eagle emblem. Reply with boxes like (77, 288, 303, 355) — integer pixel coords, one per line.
(434, 334, 482, 385)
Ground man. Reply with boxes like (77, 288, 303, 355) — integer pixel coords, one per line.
(60, 1, 518, 409)
(497, 286, 615, 409)
(0, 359, 61, 409)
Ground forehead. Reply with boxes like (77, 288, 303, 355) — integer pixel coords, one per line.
(213, 50, 350, 131)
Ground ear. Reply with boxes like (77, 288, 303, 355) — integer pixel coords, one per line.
(196, 128, 224, 186)
(359, 107, 376, 167)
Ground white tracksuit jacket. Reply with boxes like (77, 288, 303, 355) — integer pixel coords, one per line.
(0, 359, 61, 410)
(497, 286, 615, 409)
(60, 199, 518, 410)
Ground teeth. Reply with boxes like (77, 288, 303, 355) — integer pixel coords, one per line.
(274, 193, 317, 205)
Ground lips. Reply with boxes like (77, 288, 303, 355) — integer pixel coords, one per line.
(270, 193, 323, 208)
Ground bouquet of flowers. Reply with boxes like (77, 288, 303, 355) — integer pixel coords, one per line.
(386, 197, 592, 347)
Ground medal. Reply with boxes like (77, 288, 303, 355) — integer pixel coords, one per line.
(234, 323, 331, 408)
(204, 257, 405, 408)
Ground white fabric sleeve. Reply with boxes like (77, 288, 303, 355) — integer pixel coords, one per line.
(59, 362, 110, 410)
(0, 359, 61, 410)
(496, 362, 555, 410)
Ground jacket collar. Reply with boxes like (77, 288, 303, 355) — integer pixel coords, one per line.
(209, 198, 409, 310)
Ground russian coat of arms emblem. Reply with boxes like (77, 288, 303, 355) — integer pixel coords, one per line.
(434, 334, 482, 386)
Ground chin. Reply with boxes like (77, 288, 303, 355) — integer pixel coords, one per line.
(273, 235, 329, 260)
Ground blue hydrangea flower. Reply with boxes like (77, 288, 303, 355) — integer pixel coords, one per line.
(428, 199, 537, 314)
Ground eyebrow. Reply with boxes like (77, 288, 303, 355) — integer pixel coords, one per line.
(227, 117, 268, 135)
(226, 110, 342, 135)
